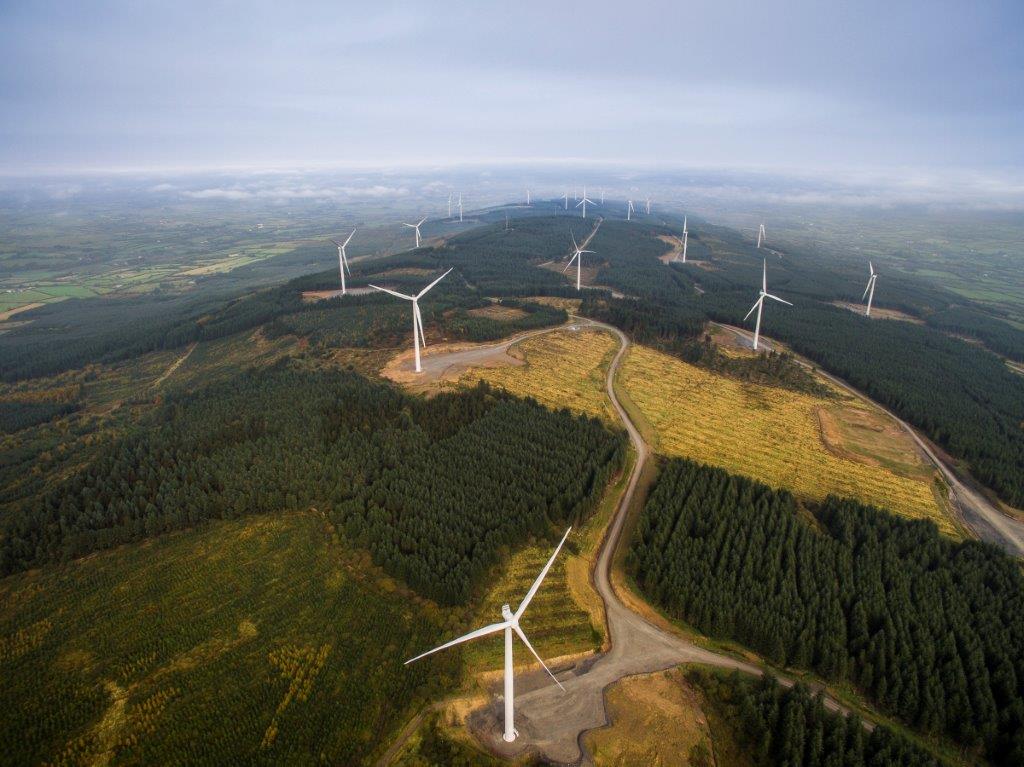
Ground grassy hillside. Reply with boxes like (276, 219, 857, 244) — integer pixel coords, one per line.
(0, 511, 453, 767)
(620, 344, 952, 533)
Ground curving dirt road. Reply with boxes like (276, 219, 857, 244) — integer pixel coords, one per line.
(710, 320, 1024, 557)
(400, 320, 859, 765)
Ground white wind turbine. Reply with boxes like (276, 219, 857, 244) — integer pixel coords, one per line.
(744, 259, 792, 351)
(526, 189, 531, 206)
(330, 229, 356, 294)
(404, 217, 428, 248)
(645, 197, 651, 215)
(862, 262, 878, 316)
(561, 192, 568, 210)
(447, 193, 453, 219)
(369, 268, 453, 373)
(680, 217, 688, 263)
(600, 188, 605, 204)
(576, 186, 594, 219)
(406, 528, 572, 743)
(564, 231, 593, 291)
(627, 200, 634, 221)
(757, 222, 766, 249)
(458, 193, 464, 222)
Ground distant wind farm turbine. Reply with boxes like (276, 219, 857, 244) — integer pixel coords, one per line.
(744, 259, 792, 351)
(757, 222, 766, 249)
(405, 528, 571, 743)
(404, 217, 427, 248)
(369, 268, 452, 373)
(576, 186, 594, 219)
(564, 231, 593, 291)
(329, 229, 355, 294)
(863, 262, 878, 316)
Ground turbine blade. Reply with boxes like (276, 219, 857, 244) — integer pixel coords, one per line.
(862, 280, 872, 300)
(515, 527, 571, 619)
(403, 223, 416, 228)
(416, 267, 454, 299)
(766, 294, 793, 306)
(405, 621, 509, 665)
(368, 284, 414, 301)
(743, 298, 763, 322)
(415, 303, 427, 348)
(344, 229, 356, 247)
(762, 259, 767, 292)
(513, 624, 564, 691)
(418, 217, 427, 226)
(869, 261, 874, 276)
(563, 253, 578, 272)
(571, 230, 578, 250)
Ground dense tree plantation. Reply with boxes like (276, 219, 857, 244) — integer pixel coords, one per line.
(1, 365, 624, 604)
(924, 305, 1024, 362)
(0, 400, 80, 433)
(690, 670, 942, 767)
(629, 459, 1024, 764)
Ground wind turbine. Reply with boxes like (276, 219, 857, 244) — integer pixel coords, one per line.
(405, 528, 571, 743)
(862, 262, 878, 316)
(330, 229, 356, 294)
(757, 222, 766, 249)
(645, 197, 651, 215)
(561, 192, 568, 210)
(627, 200, 634, 221)
(576, 186, 594, 219)
(447, 193, 453, 219)
(404, 217, 427, 248)
(565, 231, 593, 291)
(458, 193, 464, 222)
(600, 188, 605, 204)
(680, 217, 688, 263)
(369, 268, 452, 373)
(743, 260, 792, 351)
(526, 189, 531, 206)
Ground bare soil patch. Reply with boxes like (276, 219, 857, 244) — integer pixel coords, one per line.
(467, 305, 529, 321)
(832, 301, 923, 323)
(656, 235, 684, 264)
(583, 668, 713, 767)
(0, 302, 44, 321)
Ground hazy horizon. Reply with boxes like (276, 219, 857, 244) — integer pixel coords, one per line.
(2, 0, 1022, 196)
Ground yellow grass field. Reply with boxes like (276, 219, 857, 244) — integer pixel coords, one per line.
(583, 668, 714, 767)
(620, 345, 954, 534)
(457, 328, 618, 422)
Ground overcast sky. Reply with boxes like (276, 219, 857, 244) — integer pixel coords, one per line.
(1, 0, 1022, 180)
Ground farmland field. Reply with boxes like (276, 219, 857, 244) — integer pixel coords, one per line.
(620, 344, 954, 534)
(0, 510, 453, 767)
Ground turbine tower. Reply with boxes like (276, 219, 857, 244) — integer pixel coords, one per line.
(576, 186, 594, 219)
(405, 528, 572, 743)
(564, 231, 593, 291)
(561, 192, 568, 210)
(330, 229, 356, 294)
(600, 188, 605, 204)
(526, 189, 531, 206)
(404, 217, 428, 248)
(369, 268, 452, 373)
(627, 200, 634, 221)
(863, 262, 878, 316)
(757, 222, 766, 249)
(458, 193, 464, 222)
(447, 193, 453, 218)
(645, 197, 651, 215)
(743, 260, 792, 351)
(680, 217, 688, 263)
